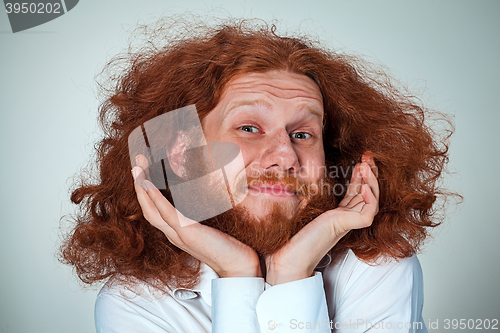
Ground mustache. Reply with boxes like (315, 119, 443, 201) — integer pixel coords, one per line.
(236, 172, 317, 198)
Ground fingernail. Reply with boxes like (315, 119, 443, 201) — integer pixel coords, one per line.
(131, 166, 141, 180)
(141, 179, 155, 193)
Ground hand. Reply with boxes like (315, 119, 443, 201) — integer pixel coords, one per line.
(132, 155, 262, 278)
(265, 152, 379, 285)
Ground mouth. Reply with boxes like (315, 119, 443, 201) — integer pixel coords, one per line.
(247, 183, 298, 198)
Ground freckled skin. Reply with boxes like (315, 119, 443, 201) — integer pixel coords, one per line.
(202, 70, 325, 220)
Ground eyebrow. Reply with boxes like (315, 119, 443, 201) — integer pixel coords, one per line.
(226, 99, 271, 114)
(226, 99, 324, 120)
(303, 105, 324, 120)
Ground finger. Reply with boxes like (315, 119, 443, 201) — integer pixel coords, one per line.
(132, 175, 179, 241)
(339, 164, 363, 207)
(359, 162, 380, 201)
(344, 184, 378, 230)
(132, 167, 181, 242)
(132, 165, 146, 185)
(142, 180, 198, 230)
(135, 154, 151, 180)
(345, 194, 364, 209)
(359, 183, 379, 219)
(142, 180, 182, 228)
(361, 151, 378, 178)
(346, 163, 363, 197)
(347, 199, 365, 213)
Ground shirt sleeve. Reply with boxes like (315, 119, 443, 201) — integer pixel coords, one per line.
(323, 251, 427, 333)
(211, 272, 331, 333)
(211, 277, 265, 333)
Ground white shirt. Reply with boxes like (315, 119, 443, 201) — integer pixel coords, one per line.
(95, 250, 427, 333)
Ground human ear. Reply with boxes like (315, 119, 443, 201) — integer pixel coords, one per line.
(167, 132, 188, 178)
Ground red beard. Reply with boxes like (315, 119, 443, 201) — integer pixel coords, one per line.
(203, 174, 338, 255)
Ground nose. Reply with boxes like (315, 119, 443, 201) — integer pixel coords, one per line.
(259, 129, 300, 174)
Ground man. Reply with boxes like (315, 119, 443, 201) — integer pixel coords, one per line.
(61, 20, 451, 332)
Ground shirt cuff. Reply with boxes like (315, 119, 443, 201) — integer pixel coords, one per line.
(212, 277, 265, 333)
(256, 272, 331, 332)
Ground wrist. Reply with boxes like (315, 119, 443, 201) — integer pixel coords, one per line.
(266, 268, 312, 286)
(218, 262, 263, 278)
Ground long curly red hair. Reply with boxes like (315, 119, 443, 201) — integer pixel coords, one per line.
(60, 19, 455, 291)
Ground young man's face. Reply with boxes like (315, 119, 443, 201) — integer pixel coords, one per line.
(202, 70, 325, 220)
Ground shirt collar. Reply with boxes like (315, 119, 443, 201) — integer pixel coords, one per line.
(170, 262, 219, 306)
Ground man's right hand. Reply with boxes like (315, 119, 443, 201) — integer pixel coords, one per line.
(132, 156, 262, 279)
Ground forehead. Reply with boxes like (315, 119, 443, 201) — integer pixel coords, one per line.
(207, 70, 324, 125)
(202, 70, 325, 129)
(221, 70, 323, 108)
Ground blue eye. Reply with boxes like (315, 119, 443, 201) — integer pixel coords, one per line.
(239, 125, 259, 133)
(291, 132, 311, 139)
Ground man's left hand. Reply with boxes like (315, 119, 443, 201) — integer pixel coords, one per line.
(265, 152, 379, 285)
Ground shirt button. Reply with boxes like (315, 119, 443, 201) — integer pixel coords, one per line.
(268, 320, 278, 331)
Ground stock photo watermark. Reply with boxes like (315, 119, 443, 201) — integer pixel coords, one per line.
(3, 0, 79, 33)
(289, 318, 499, 330)
(290, 319, 424, 330)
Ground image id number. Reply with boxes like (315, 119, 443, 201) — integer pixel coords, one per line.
(444, 319, 498, 330)
(5, 2, 61, 14)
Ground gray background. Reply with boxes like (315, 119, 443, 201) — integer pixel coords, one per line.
(1, 1, 499, 332)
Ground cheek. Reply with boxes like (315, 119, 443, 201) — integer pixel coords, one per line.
(236, 142, 261, 170)
(298, 150, 326, 182)
(203, 128, 219, 143)
(201, 112, 224, 143)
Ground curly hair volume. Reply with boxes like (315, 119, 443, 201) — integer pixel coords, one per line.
(59, 18, 455, 292)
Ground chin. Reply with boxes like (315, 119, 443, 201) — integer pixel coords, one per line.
(236, 195, 305, 222)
